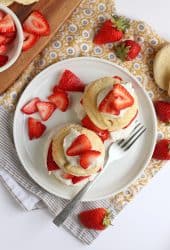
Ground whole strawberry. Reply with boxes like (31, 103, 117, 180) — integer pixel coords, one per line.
(154, 101, 170, 123)
(115, 40, 141, 61)
(93, 16, 130, 45)
(153, 139, 170, 160)
(78, 208, 111, 230)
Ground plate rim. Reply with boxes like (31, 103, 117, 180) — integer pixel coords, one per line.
(13, 56, 157, 201)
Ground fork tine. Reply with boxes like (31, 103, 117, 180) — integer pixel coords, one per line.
(123, 128, 146, 151)
(118, 122, 141, 146)
(120, 124, 144, 148)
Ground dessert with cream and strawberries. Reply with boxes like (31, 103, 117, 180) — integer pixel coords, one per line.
(45, 124, 105, 186)
(76, 76, 138, 142)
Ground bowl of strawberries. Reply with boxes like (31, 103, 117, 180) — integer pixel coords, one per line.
(0, 4, 23, 72)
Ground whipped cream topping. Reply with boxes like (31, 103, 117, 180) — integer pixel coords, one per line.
(63, 128, 104, 169)
(97, 82, 135, 118)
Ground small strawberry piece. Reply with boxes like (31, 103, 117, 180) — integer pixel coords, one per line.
(63, 173, 89, 184)
(36, 101, 56, 121)
(93, 16, 130, 45)
(81, 115, 109, 142)
(53, 85, 65, 94)
(66, 134, 92, 156)
(57, 70, 85, 92)
(22, 31, 38, 51)
(154, 101, 170, 123)
(72, 176, 89, 184)
(0, 54, 8, 66)
(5, 31, 16, 44)
(115, 40, 141, 61)
(48, 91, 69, 112)
(79, 208, 111, 230)
(123, 110, 138, 129)
(47, 142, 60, 171)
(99, 90, 120, 115)
(113, 84, 134, 110)
(0, 10, 5, 21)
(21, 97, 40, 114)
(0, 34, 6, 45)
(153, 139, 170, 160)
(113, 75, 122, 81)
(28, 117, 46, 140)
(23, 10, 50, 36)
(80, 150, 101, 169)
(0, 44, 7, 55)
(0, 14, 16, 33)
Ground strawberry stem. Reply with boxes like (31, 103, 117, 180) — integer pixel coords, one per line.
(111, 15, 130, 32)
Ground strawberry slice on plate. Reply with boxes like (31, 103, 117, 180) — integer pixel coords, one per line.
(21, 97, 40, 114)
(63, 173, 89, 184)
(112, 84, 134, 110)
(81, 115, 109, 142)
(0, 14, 16, 33)
(28, 117, 46, 140)
(66, 134, 92, 156)
(99, 90, 120, 115)
(80, 150, 101, 169)
(5, 31, 16, 44)
(57, 69, 85, 92)
(0, 55, 8, 66)
(48, 91, 69, 112)
(36, 101, 56, 121)
(23, 10, 50, 36)
(0, 44, 7, 55)
(22, 31, 39, 51)
(47, 143, 60, 171)
(0, 34, 6, 45)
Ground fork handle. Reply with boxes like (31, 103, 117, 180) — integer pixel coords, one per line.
(53, 181, 93, 226)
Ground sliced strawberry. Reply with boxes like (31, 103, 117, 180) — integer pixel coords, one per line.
(123, 110, 138, 129)
(57, 70, 85, 92)
(0, 44, 7, 55)
(113, 84, 134, 110)
(22, 31, 38, 52)
(62, 173, 89, 184)
(53, 85, 65, 94)
(0, 14, 16, 33)
(80, 150, 101, 169)
(0, 55, 8, 66)
(99, 90, 120, 115)
(113, 75, 122, 81)
(0, 34, 6, 45)
(36, 101, 56, 121)
(28, 117, 46, 140)
(0, 10, 5, 21)
(72, 176, 89, 184)
(47, 142, 60, 171)
(4, 31, 16, 44)
(21, 97, 40, 114)
(66, 134, 92, 156)
(48, 91, 69, 112)
(81, 115, 109, 142)
(23, 10, 50, 36)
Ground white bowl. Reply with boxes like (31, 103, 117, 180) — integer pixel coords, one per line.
(0, 4, 23, 72)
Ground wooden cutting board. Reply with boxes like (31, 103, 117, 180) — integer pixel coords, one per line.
(0, 0, 81, 94)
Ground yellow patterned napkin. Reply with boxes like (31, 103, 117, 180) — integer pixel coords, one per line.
(0, 0, 169, 213)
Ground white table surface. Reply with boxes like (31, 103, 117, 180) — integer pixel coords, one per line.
(1, 1, 170, 250)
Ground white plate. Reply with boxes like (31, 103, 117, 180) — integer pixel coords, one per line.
(13, 57, 157, 201)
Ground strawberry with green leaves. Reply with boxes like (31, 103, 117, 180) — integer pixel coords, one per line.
(79, 207, 112, 230)
(93, 15, 130, 45)
(115, 40, 141, 61)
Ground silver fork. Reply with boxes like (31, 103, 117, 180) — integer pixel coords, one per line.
(53, 123, 146, 227)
